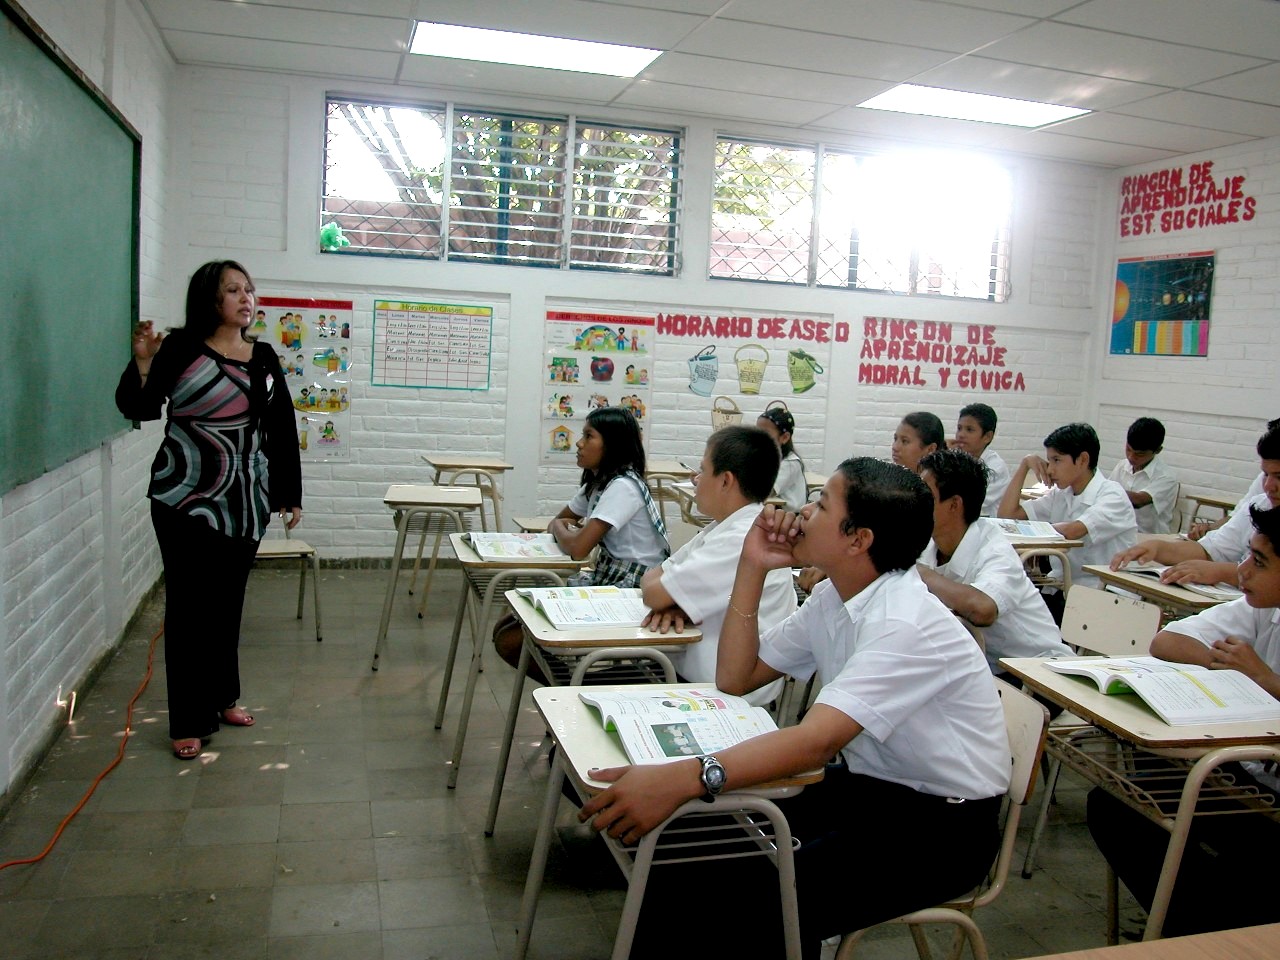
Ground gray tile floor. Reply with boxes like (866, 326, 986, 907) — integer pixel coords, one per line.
(0, 563, 1149, 959)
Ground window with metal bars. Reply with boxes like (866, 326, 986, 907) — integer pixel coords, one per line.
(322, 96, 681, 275)
(712, 136, 1011, 301)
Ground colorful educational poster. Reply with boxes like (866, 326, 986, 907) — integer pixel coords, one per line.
(259, 296, 352, 462)
(541, 311, 655, 462)
(372, 300, 492, 389)
(1110, 252, 1214, 357)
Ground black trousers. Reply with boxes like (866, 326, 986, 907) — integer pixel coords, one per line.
(1087, 772, 1280, 937)
(151, 501, 260, 740)
(630, 767, 1003, 959)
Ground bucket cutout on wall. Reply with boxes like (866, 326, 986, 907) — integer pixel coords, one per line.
(687, 345, 719, 397)
(734, 343, 769, 395)
(787, 349, 824, 393)
(710, 395, 743, 430)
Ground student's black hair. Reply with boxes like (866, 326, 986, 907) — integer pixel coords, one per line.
(958, 403, 998, 436)
(1257, 424, 1280, 462)
(183, 260, 255, 341)
(901, 411, 946, 451)
(758, 404, 799, 461)
(1126, 417, 1165, 453)
(1043, 422, 1100, 473)
(581, 406, 646, 496)
(919, 448, 989, 525)
(1249, 502, 1280, 554)
(835, 457, 934, 573)
(707, 426, 781, 503)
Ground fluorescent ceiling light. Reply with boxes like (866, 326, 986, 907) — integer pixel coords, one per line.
(858, 83, 1089, 128)
(410, 22, 661, 78)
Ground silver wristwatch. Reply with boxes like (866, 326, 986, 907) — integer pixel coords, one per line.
(698, 755, 726, 802)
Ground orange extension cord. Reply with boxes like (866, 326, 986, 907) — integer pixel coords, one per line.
(0, 624, 163, 873)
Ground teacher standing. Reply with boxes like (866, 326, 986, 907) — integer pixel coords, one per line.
(116, 260, 302, 760)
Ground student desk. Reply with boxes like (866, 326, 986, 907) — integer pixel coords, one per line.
(645, 460, 694, 527)
(371, 484, 483, 670)
(485, 590, 702, 837)
(1026, 922, 1280, 960)
(437, 533, 587, 789)
(804, 471, 827, 498)
(1082, 564, 1226, 618)
(1186, 492, 1236, 525)
(999, 657, 1280, 942)
(1006, 535, 1084, 555)
(512, 516, 555, 533)
(420, 453, 513, 532)
(515, 684, 822, 960)
(645, 459, 694, 479)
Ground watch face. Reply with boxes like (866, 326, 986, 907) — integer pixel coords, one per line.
(703, 758, 726, 792)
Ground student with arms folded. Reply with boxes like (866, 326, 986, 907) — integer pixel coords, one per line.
(1111, 424, 1280, 585)
(641, 426, 797, 706)
(916, 450, 1071, 674)
(1087, 502, 1280, 937)
(951, 402, 1010, 516)
(581, 459, 1010, 958)
(1109, 417, 1178, 535)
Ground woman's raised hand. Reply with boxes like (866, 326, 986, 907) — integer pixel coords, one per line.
(132, 321, 163, 362)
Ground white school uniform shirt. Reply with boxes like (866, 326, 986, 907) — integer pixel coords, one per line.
(1023, 472, 1137, 591)
(774, 452, 807, 512)
(758, 568, 1010, 800)
(1108, 455, 1178, 534)
(1200, 492, 1272, 565)
(919, 518, 1071, 672)
(979, 448, 1011, 517)
(567, 475, 667, 570)
(658, 503, 797, 706)
(1164, 597, 1280, 792)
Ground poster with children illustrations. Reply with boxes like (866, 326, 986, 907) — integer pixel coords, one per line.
(541, 311, 655, 463)
(259, 296, 353, 462)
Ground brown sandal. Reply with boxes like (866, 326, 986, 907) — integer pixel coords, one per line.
(219, 705, 255, 727)
(172, 738, 202, 760)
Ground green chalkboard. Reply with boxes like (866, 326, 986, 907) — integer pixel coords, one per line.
(1, 0, 139, 494)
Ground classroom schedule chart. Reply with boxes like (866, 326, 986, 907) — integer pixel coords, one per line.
(373, 301, 493, 390)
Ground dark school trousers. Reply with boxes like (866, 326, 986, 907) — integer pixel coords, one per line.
(151, 500, 260, 740)
(1087, 769, 1280, 938)
(629, 766, 1003, 959)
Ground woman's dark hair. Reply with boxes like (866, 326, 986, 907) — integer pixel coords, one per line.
(758, 404, 799, 461)
(183, 260, 255, 341)
(836, 457, 934, 573)
(901, 411, 946, 452)
(581, 406, 647, 496)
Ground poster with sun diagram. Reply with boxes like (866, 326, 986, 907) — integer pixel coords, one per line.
(1110, 252, 1214, 357)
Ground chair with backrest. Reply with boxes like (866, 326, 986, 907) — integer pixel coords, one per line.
(1020, 585, 1162, 879)
(1017, 546, 1073, 598)
(253, 525, 323, 641)
(835, 678, 1050, 960)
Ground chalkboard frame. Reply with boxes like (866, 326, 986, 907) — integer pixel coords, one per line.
(1, 0, 141, 495)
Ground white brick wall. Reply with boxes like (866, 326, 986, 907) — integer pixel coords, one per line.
(1029, 169, 1100, 309)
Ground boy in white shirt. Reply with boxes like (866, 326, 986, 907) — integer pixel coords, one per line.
(917, 449, 1071, 673)
(1088, 502, 1280, 936)
(641, 426, 798, 705)
(999, 422, 1137, 607)
(1109, 417, 1178, 534)
(1112, 424, 1280, 586)
(582, 459, 1010, 957)
(952, 402, 1010, 516)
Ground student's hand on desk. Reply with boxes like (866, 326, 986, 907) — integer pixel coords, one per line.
(1110, 542, 1159, 570)
(1208, 637, 1276, 688)
(579, 762, 700, 844)
(642, 605, 689, 634)
(743, 505, 803, 570)
(1019, 454, 1050, 485)
(1187, 521, 1213, 541)
(1159, 559, 1220, 585)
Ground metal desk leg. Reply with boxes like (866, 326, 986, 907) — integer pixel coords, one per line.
(1143, 751, 1221, 940)
(485, 635, 532, 835)
(371, 509, 413, 670)
(446, 571, 511, 789)
(434, 573, 474, 730)
(416, 508, 464, 619)
(514, 750, 567, 960)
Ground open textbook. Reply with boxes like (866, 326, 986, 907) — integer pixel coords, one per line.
(1122, 562, 1244, 601)
(464, 532, 570, 560)
(989, 518, 1063, 541)
(1045, 656, 1280, 725)
(516, 585, 648, 629)
(579, 688, 777, 764)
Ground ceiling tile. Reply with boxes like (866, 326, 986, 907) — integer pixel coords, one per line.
(1045, 111, 1257, 153)
(813, 107, 1016, 150)
(990, 129, 1179, 166)
(164, 30, 401, 80)
(408, 0, 708, 47)
(614, 79, 841, 128)
(398, 57, 631, 104)
(641, 53, 881, 104)
(1194, 62, 1280, 108)
(146, 0, 409, 51)
(244, 0, 414, 16)
(1056, 0, 1280, 62)
(912, 56, 1168, 110)
(720, 0, 1035, 53)
(673, 20, 955, 81)
(1112, 90, 1280, 138)
(977, 21, 1266, 87)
